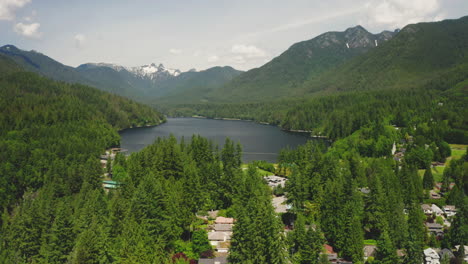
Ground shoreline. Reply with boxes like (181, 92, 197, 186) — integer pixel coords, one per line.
(181, 115, 329, 140)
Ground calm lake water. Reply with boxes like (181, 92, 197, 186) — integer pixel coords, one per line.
(120, 118, 321, 163)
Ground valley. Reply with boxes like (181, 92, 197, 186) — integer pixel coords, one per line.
(0, 10, 467, 264)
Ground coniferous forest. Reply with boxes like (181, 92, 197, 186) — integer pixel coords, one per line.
(0, 11, 467, 264)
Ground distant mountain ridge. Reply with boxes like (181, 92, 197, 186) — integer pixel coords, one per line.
(0, 45, 242, 100)
(78, 62, 182, 81)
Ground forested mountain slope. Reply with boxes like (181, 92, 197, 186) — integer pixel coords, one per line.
(0, 61, 165, 212)
(152, 66, 243, 104)
(0, 54, 21, 77)
(0, 45, 93, 85)
(161, 16, 467, 105)
(300, 15, 468, 94)
(181, 26, 396, 103)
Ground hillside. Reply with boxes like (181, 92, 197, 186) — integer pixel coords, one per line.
(300, 16, 468, 94)
(179, 25, 396, 103)
(152, 66, 243, 104)
(0, 58, 165, 209)
(160, 16, 468, 105)
(0, 45, 94, 85)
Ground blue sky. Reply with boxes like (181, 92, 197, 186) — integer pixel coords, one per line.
(1, 0, 467, 71)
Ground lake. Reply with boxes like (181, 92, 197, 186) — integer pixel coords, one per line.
(120, 118, 322, 163)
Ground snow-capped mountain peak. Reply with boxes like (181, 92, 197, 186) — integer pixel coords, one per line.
(79, 62, 182, 82)
(127, 63, 181, 79)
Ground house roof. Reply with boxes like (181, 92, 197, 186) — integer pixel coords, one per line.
(421, 204, 432, 211)
(426, 222, 443, 229)
(443, 205, 456, 211)
(198, 257, 228, 264)
(439, 248, 455, 259)
(363, 245, 377, 257)
(208, 231, 232, 241)
(424, 248, 440, 259)
(324, 244, 335, 254)
(431, 204, 443, 214)
(214, 224, 233, 232)
(215, 217, 235, 224)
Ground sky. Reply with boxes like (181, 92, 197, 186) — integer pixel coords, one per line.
(1, 0, 467, 71)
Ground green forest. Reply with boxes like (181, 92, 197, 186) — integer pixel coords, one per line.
(0, 14, 467, 264)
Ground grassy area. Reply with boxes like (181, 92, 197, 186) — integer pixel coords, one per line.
(364, 239, 377, 246)
(418, 144, 466, 182)
(241, 164, 275, 176)
(449, 144, 467, 160)
(418, 166, 445, 182)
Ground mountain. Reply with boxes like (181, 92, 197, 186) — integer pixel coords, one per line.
(0, 53, 21, 77)
(299, 16, 468, 94)
(163, 16, 468, 105)
(190, 25, 397, 103)
(0, 45, 241, 100)
(152, 66, 243, 104)
(0, 45, 93, 85)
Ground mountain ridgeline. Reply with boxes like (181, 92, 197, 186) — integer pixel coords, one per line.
(158, 16, 468, 105)
(0, 45, 243, 100)
(204, 25, 396, 102)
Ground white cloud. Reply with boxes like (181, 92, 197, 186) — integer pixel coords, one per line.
(74, 34, 86, 48)
(0, 0, 31, 20)
(207, 55, 219, 62)
(193, 50, 201, 57)
(169, 48, 182, 55)
(14, 22, 41, 38)
(231, 44, 267, 58)
(364, 0, 441, 29)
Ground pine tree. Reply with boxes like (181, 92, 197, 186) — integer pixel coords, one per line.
(229, 172, 285, 263)
(422, 167, 434, 190)
(404, 204, 425, 264)
(192, 229, 212, 258)
(375, 230, 398, 264)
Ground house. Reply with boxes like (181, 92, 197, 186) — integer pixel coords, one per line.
(443, 205, 457, 217)
(215, 217, 235, 224)
(102, 180, 121, 189)
(324, 244, 338, 262)
(198, 257, 228, 264)
(208, 231, 231, 244)
(272, 196, 288, 213)
(424, 248, 440, 264)
(216, 241, 230, 253)
(263, 175, 287, 188)
(425, 223, 444, 236)
(429, 190, 441, 199)
(363, 245, 376, 261)
(421, 204, 433, 215)
(438, 248, 455, 261)
(214, 224, 232, 232)
(431, 204, 444, 216)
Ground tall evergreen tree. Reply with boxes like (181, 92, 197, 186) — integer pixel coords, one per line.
(422, 167, 434, 190)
